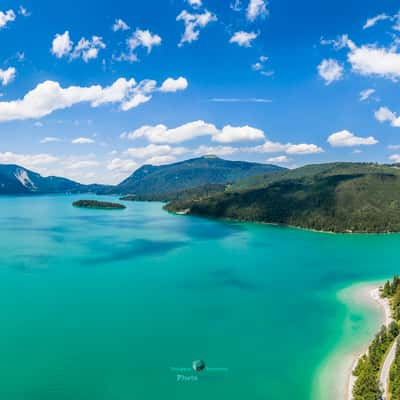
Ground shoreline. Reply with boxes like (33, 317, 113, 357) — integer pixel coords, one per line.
(313, 282, 390, 400)
(167, 208, 398, 235)
(346, 287, 392, 400)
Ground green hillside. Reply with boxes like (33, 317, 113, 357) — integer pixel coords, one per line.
(113, 156, 285, 196)
(166, 163, 400, 233)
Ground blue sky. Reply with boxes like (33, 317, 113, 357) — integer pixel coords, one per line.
(1, 0, 400, 183)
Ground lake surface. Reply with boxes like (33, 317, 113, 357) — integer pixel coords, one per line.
(0, 195, 397, 400)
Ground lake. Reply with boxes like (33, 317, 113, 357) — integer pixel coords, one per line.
(0, 195, 396, 400)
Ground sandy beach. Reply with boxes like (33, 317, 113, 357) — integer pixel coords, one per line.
(347, 287, 392, 400)
(313, 282, 390, 400)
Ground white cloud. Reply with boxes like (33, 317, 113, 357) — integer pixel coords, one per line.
(0, 77, 185, 122)
(389, 154, 400, 163)
(113, 18, 130, 32)
(247, 0, 268, 21)
(40, 137, 62, 144)
(267, 155, 289, 163)
(122, 121, 265, 144)
(18, 6, 30, 17)
(145, 155, 177, 165)
(107, 158, 138, 172)
(123, 121, 218, 143)
(327, 130, 378, 147)
(128, 28, 161, 54)
(51, 31, 73, 58)
(160, 77, 188, 92)
(193, 145, 238, 157)
(116, 28, 162, 62)
(71, 36, 106, 62)
(0, 67, 16, 86)
(254, 140, 324, 155)
(177, 10, 217, 46)
(347, 41, 400, 79)
(363, 13, 390, 29)
(360, 88, 376, 101)
(65, 160, 100, 169)
(0, 9, 16, 29)
(229, 31, 258, 47)
(72, 137, 95, 144)
(320, 34, 349, 50)
(317, 59, 343, 85)
(123, 144, 188, 159)
(187, 0, 202, 8)
(0, 152, 58, 168)
(375, 106, 400, 127)
(285, 144, 324, 154)
(213, 125, 265, 143)
(52, 31, 105, 62)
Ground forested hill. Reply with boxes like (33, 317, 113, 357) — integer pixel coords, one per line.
(113, 156, 285, 196)
(165, 162, 400, 233)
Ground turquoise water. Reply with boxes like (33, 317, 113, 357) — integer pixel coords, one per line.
(0, 195, 398, 400)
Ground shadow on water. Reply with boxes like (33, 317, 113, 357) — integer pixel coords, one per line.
(182, 267, 259, 293)
(83, 238, 187, 265)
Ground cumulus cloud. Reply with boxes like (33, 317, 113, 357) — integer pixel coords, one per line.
(18, 6, 30, 17)
(51, 31, 105, 62)
(347, 40, 400, 79)
(318, 59, 343, 85)
(193, 145, 238, 157)
(0, 151, 58, 167)
(254, 140, 324, 154)
(267, 155, 289, 163)
(213, 125, 265, 143)
(51, 31, 73, 58)
(71, 36, 106, 62)
(187, 0, 202, 8)
(107, 158, 138, 172)
(116, 28, 162, 62)
(0, 9, 16, 29)
(247, 0, 268, 21)
(389, 154, 400, 163)
(0, 67, 16, 86)
(177, 10, 217, 46)
(122, 121, 265, 144)
(363, 13, 390, 29)
(375, 106, 400, 127)
(123, 144, 188, 159)
(40, 137, 62, 144)
(360, 88, 376, 101)
(159, 77, 188, 92)
(0, 77, 187, 122)
(327, 130, 378, 147)
(320, 34, 350, 50)
(230, 31, 258, 47)
(113, 18, 130, 32)
(72, 137, 95, 144)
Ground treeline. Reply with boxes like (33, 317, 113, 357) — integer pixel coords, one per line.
(390, 342, 400, 400)
(353, 323, 399, 400)
(383, 275, 400, 399)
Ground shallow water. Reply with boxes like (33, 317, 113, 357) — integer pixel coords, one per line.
(0, 195, 396, 399)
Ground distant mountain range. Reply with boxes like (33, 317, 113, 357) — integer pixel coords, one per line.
(0, 156, 285, 196)
(165, 162, 400, 233)
(0, 164, 107, 194)
(112, 156, 285, 197)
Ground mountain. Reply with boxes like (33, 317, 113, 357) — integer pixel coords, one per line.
(0, 164, 107, 194)
(114, 156, 286, 197)
(165, 162, 400, 233)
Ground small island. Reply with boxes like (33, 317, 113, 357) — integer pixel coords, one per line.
(72, 200, 126, 210)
